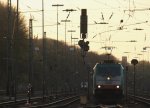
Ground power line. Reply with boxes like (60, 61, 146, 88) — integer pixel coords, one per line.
(21, 10, 42, 13)
(124, 8, 150, 12)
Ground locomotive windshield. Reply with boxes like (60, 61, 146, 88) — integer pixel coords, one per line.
(96, 65, 121, 77)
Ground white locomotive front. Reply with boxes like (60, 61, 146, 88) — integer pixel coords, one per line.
(93, 61, 125, 102)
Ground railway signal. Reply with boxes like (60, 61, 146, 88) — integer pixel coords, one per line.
(131, 59, 138, 65)
(131, 59, 138, 104)
(80, 9, 88, 39)
(78, 40, 84, 49)
(79, 9, 89, 52)
(84, 41, 89, 51)
(78, 40, 89, 52)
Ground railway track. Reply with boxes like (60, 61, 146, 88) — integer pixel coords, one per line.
(129, 94, 150, 106)
(0, 96, 45, 107)
(0, 91, 78, 107)
(86, 104, 123, 108)
(86, 94, 150, 108)
(24, 95, 79, 108)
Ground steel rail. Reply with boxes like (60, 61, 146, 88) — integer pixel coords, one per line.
(129, 94, 150, 105)
(30, 95, 79, 108)
(86, 104, 123, 108)
(50, 97, 79, 108)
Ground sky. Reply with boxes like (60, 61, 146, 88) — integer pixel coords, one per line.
(2, 0, 150, 62)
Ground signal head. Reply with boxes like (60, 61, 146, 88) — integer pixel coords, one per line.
(78, 40, 84, 48)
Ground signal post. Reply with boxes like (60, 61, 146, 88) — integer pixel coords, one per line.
(78, 9, 90, 102)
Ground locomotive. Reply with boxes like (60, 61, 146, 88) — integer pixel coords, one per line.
(93, 60, 125, 102)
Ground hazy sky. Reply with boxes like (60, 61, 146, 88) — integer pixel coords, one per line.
(2, 0, 150, 61)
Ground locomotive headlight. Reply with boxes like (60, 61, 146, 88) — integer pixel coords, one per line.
(107, 77, 110, 80)
(97, 85, 101, 88)
(116, 85, 120, 89)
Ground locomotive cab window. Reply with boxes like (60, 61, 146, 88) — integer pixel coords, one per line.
(96, 65, 121, 77)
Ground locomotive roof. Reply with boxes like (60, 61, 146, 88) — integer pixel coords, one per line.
(103, 60, 116, 64)
(93, 61, 124, 70)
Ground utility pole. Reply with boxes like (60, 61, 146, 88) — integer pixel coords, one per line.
(72, 37, 78, 76)
(7, 0, 11, 100)
(14, 0, 19, 102)
(52, 5, 63, 92)
(62, 9, 76, 54)
(125, 66, 128, 105)
(61, 20, 70, 54)
(42, 0, 46, 101)
(7, 0, 14, 100)
(68, 30, 76, 46)
(28, 18, 34, 103)
(52, 4, 64, 55)
(43, 31, 47, 101)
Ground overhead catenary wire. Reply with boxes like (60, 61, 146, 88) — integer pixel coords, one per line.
(5, 0, 149, 62)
